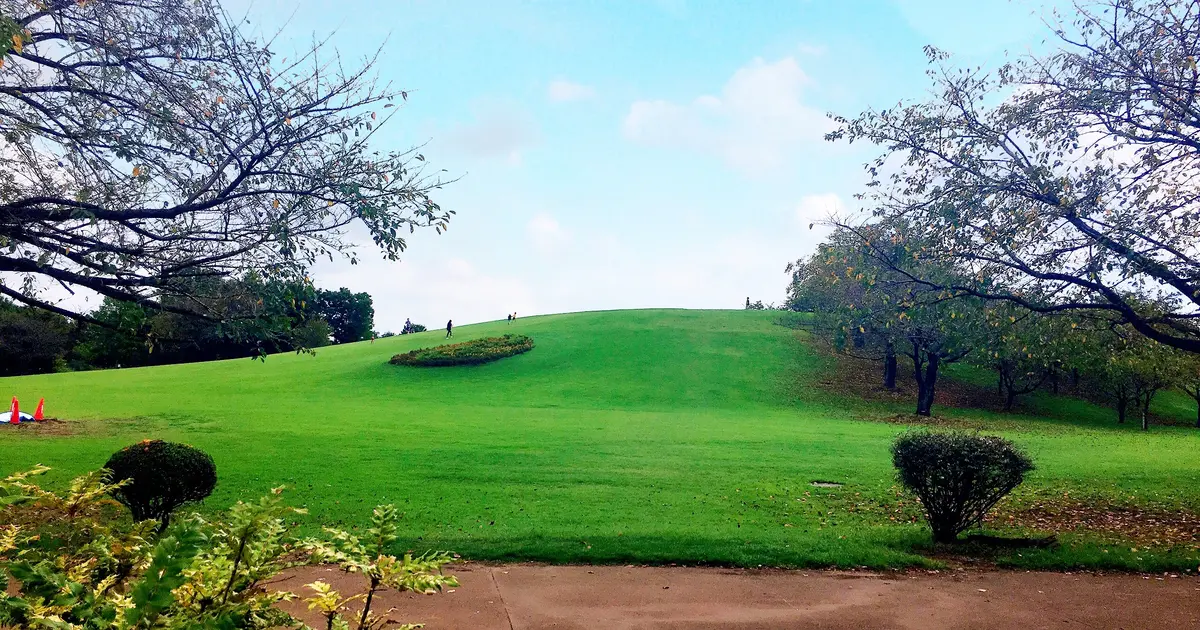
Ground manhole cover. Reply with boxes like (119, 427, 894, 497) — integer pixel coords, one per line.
(810, 481, 843, 488)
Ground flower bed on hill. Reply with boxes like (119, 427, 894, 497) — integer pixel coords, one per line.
(389, 334, 534, 367)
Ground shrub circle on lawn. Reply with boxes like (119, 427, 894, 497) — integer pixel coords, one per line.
(390, 334, 534, 367)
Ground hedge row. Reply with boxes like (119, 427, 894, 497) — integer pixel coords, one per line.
(389, 334, 534, 367)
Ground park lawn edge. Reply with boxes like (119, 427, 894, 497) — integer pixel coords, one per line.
(1, 309, 1197, 573)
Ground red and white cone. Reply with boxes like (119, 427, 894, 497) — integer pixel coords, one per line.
(8, 397, 19, 425)
(33, 398, 45, 422)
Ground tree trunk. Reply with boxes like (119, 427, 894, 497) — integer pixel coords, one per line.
(931, 524, 957, 544)
(1117, 396, 1127, 424)
(1195, 402, 1199, 429)
(911, 350, 925, 412)
(916, 353, 940, 416)
(1141, 392, 1152, 431)
(998, 361, 1016, 411)
(883, 342, 897, 390)
(1050, 369, 1059, 394)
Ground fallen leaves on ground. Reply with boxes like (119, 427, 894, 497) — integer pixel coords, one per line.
(991, 499, 1200, 551)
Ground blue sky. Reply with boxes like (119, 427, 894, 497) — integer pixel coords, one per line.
(234, 0, 1058, 331)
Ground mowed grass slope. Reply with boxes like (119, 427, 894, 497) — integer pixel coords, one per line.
(1, 309, 1198, 570)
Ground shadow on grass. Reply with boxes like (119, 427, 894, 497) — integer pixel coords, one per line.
(393, 529, 937, 571)
(385, 527, 1199, 574)
(790, 337, 1200, 436)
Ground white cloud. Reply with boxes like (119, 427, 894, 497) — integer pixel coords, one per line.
(421, 258, 535, 325)
(795, 192, 847, 228)
(622, 56, 835, 175)
(309, 190, 848, 328)
(313, 252, 535, 330)
(444, 106, 538, 162)
(547, 80, 595, 103)
(791, 194, 846, 253)
(526, 214, 572, 253)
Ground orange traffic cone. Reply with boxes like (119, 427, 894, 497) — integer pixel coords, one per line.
(33, 399, 44, 422)
(8, 397, 18, 425)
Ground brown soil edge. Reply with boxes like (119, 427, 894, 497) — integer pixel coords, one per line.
(0, 416, 168, 437)
(0, 418, 74, 436)
(991, 499, 1200, 551)
(268, 561, 1200, 630)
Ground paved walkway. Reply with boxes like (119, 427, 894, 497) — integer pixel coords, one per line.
(271, 563, 1200, 629)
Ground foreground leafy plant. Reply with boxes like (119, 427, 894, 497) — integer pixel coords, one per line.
(0, 467, 458, 629)
(303, 504, 459, 629)
(892, 431, 1035, 543)
(390, 334, 534, 367)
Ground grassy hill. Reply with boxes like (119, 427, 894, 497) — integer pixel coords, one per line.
(1, 309, 1198, 570)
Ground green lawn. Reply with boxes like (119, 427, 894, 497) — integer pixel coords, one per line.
(2, 309, 1198, 571)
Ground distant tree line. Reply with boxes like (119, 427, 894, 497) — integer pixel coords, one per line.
(787, 224, 1200, 428)
(0, 279, 375, 376)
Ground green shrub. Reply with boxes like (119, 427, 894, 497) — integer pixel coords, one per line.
(0, 466, 458, 629)
(292, 317, 333, 349)
(390, 334, 534, 367)
(105, 440, 217, 531)
(891, 431, 1034, 543)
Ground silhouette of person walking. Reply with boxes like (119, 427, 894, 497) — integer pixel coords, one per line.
(445, 319, 453, 339)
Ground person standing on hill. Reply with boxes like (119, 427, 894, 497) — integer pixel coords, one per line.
(507, 313, 512, 324)
(445, 319, 453, 339)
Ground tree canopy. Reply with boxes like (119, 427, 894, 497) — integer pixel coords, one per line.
(316, 287, 373, 344)
(0, 0, 451, 325)
(788, 223, 1198, 425)
(827, 0, 1200, 353)
(789, 224, 981, 415)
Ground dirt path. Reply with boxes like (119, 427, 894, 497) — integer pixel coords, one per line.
(270, 563, 1200, 629)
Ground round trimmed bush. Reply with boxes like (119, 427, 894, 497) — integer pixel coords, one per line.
(891, 431, 1034, 543)
(390, 334, 534, 367)
(104, 440, 217, 531)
